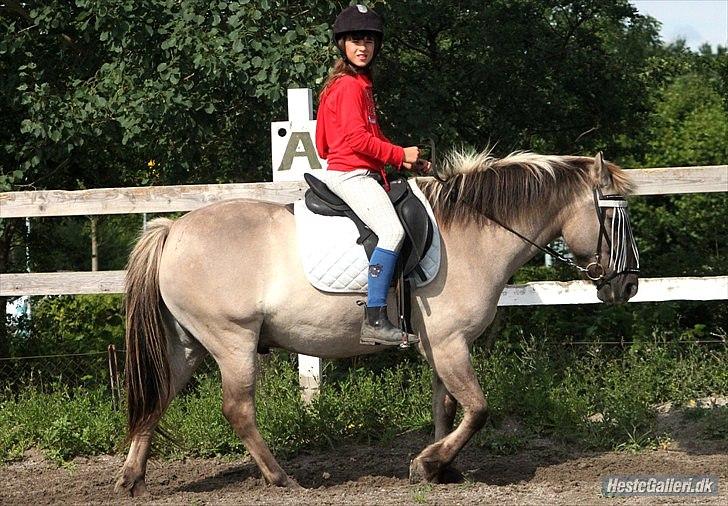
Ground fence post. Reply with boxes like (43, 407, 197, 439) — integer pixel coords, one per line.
(298, 354, 322, 404)
(107, 344, 121, 410)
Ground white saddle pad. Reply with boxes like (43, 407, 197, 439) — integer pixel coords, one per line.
(295, 180, 441, 293)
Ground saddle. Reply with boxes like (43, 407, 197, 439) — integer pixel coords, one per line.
(303, 173, 433, 282)
(303, 173, 434, 335)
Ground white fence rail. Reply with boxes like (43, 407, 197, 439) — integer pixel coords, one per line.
(1, 270, 726, 304)
(1, 166, 726, 219)
(1, 165, 725, 302)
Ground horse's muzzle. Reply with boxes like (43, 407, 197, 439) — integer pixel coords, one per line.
(597, 273, 639, 304)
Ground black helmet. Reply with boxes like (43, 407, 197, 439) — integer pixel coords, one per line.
(333, 4, 383, 41)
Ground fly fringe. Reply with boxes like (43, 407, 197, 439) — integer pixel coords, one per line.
(124, 217, 173, 440)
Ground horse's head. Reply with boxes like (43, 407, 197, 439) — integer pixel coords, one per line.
(561, 153, 640, 303)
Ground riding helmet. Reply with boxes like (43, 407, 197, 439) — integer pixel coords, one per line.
(333, 4, 384, 39)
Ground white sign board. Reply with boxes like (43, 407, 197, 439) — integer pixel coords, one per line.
(271, 88, 327, 181)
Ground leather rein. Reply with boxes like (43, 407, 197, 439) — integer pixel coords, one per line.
(420, 139, 640, 287)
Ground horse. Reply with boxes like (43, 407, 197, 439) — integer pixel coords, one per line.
(115, 150, 639, 495)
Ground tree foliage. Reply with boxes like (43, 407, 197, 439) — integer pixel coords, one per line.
(376, 0, 662, 157)
(1, 0, 337, 192)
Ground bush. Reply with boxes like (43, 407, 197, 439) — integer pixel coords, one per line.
(0, 385, 122, 462)
(10, 294, 124, 358)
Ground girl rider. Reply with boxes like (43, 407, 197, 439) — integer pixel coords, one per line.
(315, 4, 428, 346)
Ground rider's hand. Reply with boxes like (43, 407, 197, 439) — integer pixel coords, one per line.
(411, 159, 431, 175)
(403, 146, 420, 163)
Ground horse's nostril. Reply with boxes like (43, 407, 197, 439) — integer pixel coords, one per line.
(626, 282, 638, 298)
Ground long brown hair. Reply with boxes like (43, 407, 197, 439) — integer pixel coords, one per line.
(319, 58, 362, 99)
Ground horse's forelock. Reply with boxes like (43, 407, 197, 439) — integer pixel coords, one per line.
(421, 149, 632, 228)
(605, 162, 634, 195)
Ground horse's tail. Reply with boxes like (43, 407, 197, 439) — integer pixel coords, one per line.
(124, 217, 173, 440)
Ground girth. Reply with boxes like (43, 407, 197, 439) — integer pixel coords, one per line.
(303, 173, 433, 282)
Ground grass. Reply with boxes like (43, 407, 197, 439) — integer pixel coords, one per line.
(0, 340, 726, 464)
(412, 483, 434, 503)
(0, 385, 123, 463)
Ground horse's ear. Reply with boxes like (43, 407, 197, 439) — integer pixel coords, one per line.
(590, 152, 611, 187)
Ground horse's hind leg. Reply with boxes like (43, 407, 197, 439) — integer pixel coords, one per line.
(433, 373, 458, 441)
(115, 321, 206, 497)
(216, 333, 298, 488)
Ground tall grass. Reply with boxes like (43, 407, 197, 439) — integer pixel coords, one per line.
(1, 341, 726, 463)
(0, 385, 123, 462)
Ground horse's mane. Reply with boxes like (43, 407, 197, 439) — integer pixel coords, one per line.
(417, 147, 633, 228)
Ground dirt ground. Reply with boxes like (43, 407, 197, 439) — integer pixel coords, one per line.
(1, 408, 726, 505)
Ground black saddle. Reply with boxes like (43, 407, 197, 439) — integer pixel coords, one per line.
(303, 173, 433, 282)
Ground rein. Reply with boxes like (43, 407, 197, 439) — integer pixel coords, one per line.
(421, 140, 639, 286)
(459, 189, 639, 287)
(457, 199, 595, 278)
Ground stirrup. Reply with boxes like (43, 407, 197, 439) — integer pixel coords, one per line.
(359, 304, 419, 348)
(359, 331, 419, 348)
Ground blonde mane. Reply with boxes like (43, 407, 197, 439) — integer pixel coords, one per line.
(418, 147, 633, 228)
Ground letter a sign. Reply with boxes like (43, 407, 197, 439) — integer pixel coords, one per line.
(271, 88, 327, 182)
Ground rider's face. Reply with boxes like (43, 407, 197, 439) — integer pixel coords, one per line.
(344, 33, 375, 68)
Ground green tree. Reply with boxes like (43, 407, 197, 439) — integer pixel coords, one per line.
(632, 52, 728, 279)
(374, 0, 662, 157)
(1, 0, 337, 193)
(1, 0, 339, 276)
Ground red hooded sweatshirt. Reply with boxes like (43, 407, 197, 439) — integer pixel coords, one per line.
(316, 73, 404, 182)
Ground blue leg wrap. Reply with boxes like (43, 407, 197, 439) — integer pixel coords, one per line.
(367, 247, 399, 307)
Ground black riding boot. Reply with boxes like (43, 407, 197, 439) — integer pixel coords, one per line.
(360, 305, 419, 346)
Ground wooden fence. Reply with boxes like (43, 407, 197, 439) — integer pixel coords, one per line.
(1, 165, 726, 302)
(1, 165, 727, 399)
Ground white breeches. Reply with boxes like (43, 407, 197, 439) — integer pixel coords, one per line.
(323, 169, 404, 251)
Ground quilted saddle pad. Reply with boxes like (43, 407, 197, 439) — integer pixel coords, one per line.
(294, 179, 441, 293)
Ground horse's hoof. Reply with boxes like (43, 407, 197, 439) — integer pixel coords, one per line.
(438, 464, 464, 484)
(114, 475, 148, 497)
(409, 457, 440, 484)
(268, 473, 304, 490)
(284, 477, 304, 490)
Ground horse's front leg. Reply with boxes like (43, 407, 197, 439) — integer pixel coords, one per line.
(431, 372, 465, 483)
(411, 337, 488, 483)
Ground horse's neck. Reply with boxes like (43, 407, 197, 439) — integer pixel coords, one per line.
(442, 205, 563, 289)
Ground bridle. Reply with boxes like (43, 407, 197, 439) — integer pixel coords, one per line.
(589, 188, 640, 288)
(455, 187, 640, 289)
(420, 139, 640, 288)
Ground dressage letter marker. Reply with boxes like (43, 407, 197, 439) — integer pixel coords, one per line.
(276, 132, 322, 172)
(270, 88, 327, 181)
